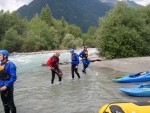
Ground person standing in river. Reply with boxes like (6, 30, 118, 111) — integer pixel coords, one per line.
(0, 50, 17, 113)
(79, 46, 90, 74)
(70, 49, 80, 79)
(47, 52, 63, 84)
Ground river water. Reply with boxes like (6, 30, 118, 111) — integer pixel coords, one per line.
(0, 48, 149, 113)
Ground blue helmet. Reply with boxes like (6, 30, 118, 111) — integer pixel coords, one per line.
(70, 49, 74, 53)
(0, 50, 9, 57)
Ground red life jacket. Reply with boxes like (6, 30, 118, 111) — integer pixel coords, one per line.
(47, 55, 59, 69)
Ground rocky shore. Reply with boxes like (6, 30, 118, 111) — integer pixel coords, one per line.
(91, 56, 150, 73)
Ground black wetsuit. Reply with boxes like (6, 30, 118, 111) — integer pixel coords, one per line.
(1, 87, 16, 113)
(71, 65, 80, 79)
(51, 69, 62, 84)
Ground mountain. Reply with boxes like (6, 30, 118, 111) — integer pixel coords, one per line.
(99, 0, 142, 7)
(17, 0, 140, 32)
(126, 0, 142, 7)
(17, 0, 112, 32)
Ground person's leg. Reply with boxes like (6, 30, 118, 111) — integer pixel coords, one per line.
(82, 64, 87, 74)
(55, 69, 62, 82)
(82, 60, 86, 73)
(58, 76, 62, 82)
(1, 90, 10, 113)
(7, 87, 16, 113)
(74, 67, 80, 78)
(71, 65, 75, 79)
(51, 70, 55, 84)
(84, 64, 88, 74)
(82, 59, 89, 74)
(1, 87, 16, 113)
(55, 69, 63, 77)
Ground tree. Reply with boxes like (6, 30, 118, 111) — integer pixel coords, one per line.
(1, 28, 23, 52)
(83, 26, 98, 47)
(61, 34, 75, 49)
(40, 4, 53, 26)
(68, 24, 82, 38)
(0, 11, 11, 40)
(97, 2, 145, 59)
(21, 32, 47, 52)
(28, 15, 52, 48)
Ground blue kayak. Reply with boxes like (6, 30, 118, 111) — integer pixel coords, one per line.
(113, 71, 150, 83)
(119, 84, 150, 97)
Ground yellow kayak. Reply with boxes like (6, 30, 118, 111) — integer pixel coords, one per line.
(99, 102, 150, 113)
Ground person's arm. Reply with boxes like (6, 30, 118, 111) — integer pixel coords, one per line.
(5, 62, 17, 87)
(79, 51, 84, 58)
(47, 58, 55, 69)
(75, 54, 80, 65)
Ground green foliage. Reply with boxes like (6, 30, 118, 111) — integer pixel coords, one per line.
(0, 11, 11, 40)
(83, 26, 98, 47)
(21, 36, 47, 52)
(97, 2, 150, 59)
(1, 28, 23, 52)
(68, 24, 82, 38)
(61, 34, 83, 49)
(0, 4, 85, 53)
(40, 4, 53, 26)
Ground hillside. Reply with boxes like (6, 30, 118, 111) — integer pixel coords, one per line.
(17, 0, 112, 32)
(17, 0, 140, 32)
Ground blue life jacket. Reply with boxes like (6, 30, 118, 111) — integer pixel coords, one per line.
(71, 53, 79, 65)
(0, 61, 17, 87)
(79, 50, 88, 59)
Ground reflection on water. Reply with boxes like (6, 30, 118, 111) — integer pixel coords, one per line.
(0, 49, 150, 113)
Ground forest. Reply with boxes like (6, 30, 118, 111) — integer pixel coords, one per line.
(1, 2, 150, 59)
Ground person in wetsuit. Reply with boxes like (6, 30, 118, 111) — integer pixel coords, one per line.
(70, 49, 80, 79)
(0, 50, 17, 113)
(47, 52, 62, 84)
(79, 46, 90, 74)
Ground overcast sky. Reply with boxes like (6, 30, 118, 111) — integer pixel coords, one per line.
(131, 0, 150, 6)
(0, 0, 150, 12)
(0, 0, 33, 12)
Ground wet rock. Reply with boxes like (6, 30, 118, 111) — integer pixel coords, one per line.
(88, 51, 104, 62)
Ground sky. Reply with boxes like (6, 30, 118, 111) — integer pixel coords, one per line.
(0, 0, 150, 12)
(0, 0, 33, 12)
(130, 0, 150, 6)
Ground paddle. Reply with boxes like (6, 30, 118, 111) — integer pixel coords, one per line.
(114, 71, 148, 79)
(114, 75, 124, 79)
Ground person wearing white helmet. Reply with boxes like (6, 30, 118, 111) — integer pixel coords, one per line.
(0, 50, 17, 113)
(70, 49, 80, 79)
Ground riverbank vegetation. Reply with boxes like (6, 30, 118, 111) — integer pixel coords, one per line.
(1, 2, 150, 59)
(0, 5, 95, 52)
(97, 3, 150, 59)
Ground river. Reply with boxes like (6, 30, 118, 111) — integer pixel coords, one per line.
(0, 48, 149, 113)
